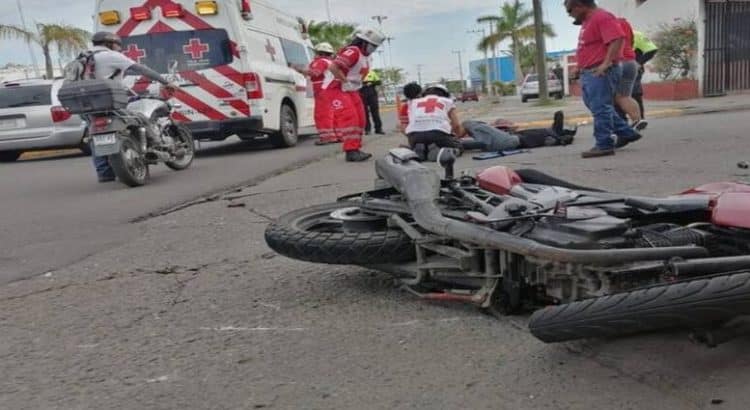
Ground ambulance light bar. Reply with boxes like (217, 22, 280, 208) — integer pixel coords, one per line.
(163, 3, 185, 18)
(195, 1, 219, 15)
(98, 10, 121, 25)
(130, 6, 152, 21)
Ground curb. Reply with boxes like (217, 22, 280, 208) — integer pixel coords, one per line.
(513, 104, 750, 129)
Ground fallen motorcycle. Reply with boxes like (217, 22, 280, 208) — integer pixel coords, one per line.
(265, 148, 750, 344)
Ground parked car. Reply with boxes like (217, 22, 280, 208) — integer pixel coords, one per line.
(458, 90, 479, 102)
(0, 79, 87, 162)
(520, 73, 564, 103)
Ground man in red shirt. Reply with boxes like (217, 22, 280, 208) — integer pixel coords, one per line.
(327, 27, 385, 162)
(615, 18, 647, 130)
(294, 42, 340, 145)
(566, 0, 642, 158)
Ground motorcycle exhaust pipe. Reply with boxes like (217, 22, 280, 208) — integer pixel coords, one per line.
(375, 154, 709, 266)
(144, 150, 170, 162)
(669, 256, 750, 276)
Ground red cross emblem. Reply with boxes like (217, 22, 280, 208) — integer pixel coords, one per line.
(265, 38, 276, 62)
(417, 98, 445, 113)
(123, 44, 146, 63)
(183, 38, 210, 60)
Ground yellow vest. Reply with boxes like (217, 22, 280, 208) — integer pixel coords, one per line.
(364, 71, 380, 83)
(633, 31, 658, 53)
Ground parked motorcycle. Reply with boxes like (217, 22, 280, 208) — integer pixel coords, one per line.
(59, 79, 194, 187)
(265, 148, 750, 345)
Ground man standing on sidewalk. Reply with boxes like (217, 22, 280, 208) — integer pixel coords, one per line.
(565, 0, 642, 158)
(360, 70, 384, 135)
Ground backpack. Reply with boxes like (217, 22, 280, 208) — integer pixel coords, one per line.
(62, 50, 103, 83)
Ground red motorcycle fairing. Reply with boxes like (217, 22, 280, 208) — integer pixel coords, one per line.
(680, 181, 750, 228)
(477, 166, 523, 195)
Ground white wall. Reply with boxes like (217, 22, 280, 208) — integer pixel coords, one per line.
(597, 0, 703, 92)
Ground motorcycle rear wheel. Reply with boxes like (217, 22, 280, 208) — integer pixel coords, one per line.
(264, 202, 415, 265)
(165, 124, 195, 171)
(109, 136, 148, 187)
(529, 272, 750, 343)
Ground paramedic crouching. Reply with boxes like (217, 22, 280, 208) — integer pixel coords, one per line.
(404, 84, 465, 160)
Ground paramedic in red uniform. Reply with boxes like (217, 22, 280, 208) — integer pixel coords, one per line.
(565, 0, 642, 158)
(327, 27, 385, 162)
(293, 42, 340, 145)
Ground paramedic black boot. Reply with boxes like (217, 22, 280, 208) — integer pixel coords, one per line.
(345, 150, 372, 162)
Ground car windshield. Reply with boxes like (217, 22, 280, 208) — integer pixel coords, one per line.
(0, 85, 52, 109)
(121, 29, 233, 74)
(526, 74, 539, 82)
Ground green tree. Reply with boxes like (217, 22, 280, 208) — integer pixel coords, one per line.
(652, 20, 698, 80)
(306, 21, 356, 51)
(476, 0, 555, 85)
(1, 23, 89, 79)
(374, 67, 405, 85)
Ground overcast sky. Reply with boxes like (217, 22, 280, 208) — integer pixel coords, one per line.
(0, 0, 579, 83)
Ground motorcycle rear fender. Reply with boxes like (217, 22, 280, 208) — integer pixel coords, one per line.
(88, 115, 129, 135)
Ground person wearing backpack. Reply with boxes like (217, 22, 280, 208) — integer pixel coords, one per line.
(68, 31, 178, 182)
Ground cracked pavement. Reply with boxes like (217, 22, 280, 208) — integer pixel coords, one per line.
(2, 112, 750, 409)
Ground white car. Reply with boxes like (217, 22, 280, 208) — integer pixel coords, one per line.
(0, 79, 87, 162)
(520, 73, 564, 103)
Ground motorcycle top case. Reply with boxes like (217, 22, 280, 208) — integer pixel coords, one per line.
(58, 79, 130, 114)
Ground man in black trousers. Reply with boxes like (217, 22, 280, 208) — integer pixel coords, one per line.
(360, 70, 384, 135)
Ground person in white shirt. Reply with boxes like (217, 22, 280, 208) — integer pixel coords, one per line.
(404, 84, 466, 159)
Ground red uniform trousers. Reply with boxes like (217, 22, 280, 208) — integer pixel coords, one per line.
(313, 88, 339, 143)
(331, 90, 366, 152)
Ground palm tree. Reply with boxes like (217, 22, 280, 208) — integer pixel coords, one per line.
(476, 0, 555, 85)
(307, 21, 356, 51)
(1, 23, 89, 79)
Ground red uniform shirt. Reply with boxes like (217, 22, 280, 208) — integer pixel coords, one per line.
(618, 18, 636, 61)
(308, 56, 339, 94)
(334, 45, 369, 91)
(398, 103, 409, 128)
(576, 8, 625, 69)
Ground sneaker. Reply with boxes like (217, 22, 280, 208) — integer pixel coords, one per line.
(375, 130, 386, 135)
(552, 110, 564, 136)
(345, 150, 372, 162)
(581, 147, 615, 158)
(98, 176, 116, 183)
(615, 131, 643, 149)
(632, 119, 649, 132)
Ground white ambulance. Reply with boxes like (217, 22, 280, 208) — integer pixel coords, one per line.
(94, 0, 315, 147)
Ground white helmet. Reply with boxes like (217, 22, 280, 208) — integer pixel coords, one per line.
(354, 26, 385, 46)
(424, 83, 450, 97)
(314, 42, 335, 54)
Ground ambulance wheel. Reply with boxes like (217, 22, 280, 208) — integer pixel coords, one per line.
(271, 103, 298, 148)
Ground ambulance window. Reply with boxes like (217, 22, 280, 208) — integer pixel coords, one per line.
(280, 39, 309, 67)
(121, 29, 233, 74)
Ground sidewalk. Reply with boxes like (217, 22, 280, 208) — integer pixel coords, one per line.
(462, 93, 750, 129)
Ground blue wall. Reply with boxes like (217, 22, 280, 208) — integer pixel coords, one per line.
(469, 49, 575, 87)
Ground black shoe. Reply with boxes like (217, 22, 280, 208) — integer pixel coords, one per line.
(552, 110, 564, 136)
(375, 130, 386, 135)
(615, 131, 643, 149)
(98, 176, 116, 183)
(345, 150, 372, 162)
(581, 147, 615, 158)
(632, 119, 649, 132)
(364, 130, 372, 135)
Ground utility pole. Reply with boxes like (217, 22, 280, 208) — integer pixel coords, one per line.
(416, 64, 423, 85)
(452, 50, 465, 91)
(371, 15, 387, 26)
(486, 21, 497, 96)
(532, 0, 549, 101)
(468, 28, 490, 94)
(16, 0, 40, 78)
(325, 0, 332, 21)
(384, 36, 394, 68)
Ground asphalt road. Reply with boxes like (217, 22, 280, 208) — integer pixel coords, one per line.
(3, 111, 750, 409)
(0, 114, 395, 285)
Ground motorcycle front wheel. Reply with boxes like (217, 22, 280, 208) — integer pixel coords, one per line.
(109, 135, 148, 187)
(165, 124, 195, 171)
(264, 202, 416, 265)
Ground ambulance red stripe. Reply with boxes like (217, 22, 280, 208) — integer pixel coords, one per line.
(179, 71, 250, 116)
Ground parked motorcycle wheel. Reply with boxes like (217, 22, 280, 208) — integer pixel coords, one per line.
(528, 272, 750, 343)
(164, 124, 195, 171)
(109, 135, 149, 187)
(264, 202, 415, 265)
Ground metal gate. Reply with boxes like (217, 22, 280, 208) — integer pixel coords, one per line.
(704, 0, 750, 96)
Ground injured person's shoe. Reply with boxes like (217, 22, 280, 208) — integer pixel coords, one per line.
(345, 150, 373, 162)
